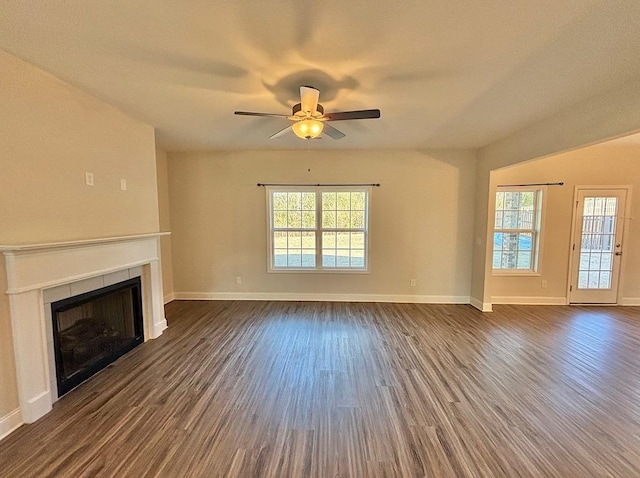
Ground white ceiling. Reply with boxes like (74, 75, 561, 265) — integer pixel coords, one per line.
(2, 1, 640, 151)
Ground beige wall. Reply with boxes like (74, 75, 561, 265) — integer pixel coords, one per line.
(168, 150, 476, 300)
(491, 143, 640, 303)
(156, 147, 175, 302)
(471, 79, 640, 308)
(0, 51, 159, 427)
(0, 50, 159, 244)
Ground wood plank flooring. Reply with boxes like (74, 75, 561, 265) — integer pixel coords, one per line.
(1, 301, 640, 477)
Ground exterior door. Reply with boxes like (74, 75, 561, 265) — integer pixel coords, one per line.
(569, 188, 627, 304)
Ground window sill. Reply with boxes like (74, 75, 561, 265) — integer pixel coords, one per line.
(268, 268, 370, 274)
(492, 270, 541, 277)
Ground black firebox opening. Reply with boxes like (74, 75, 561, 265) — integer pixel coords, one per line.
(51, 277, 144, 397)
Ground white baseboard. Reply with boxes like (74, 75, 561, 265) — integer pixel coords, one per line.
(620, 297, 640, 306)
(469, 297, 492, 312)
(492, 296, 567, 305)
(0, 408, 23, 441)
(163, 292, 175, 304)
(153, 318, 168, 337)
(22, 390, 52, 424)
(173, 291, 471, 305)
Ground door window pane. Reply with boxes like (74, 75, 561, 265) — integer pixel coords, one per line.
(577, 196, 617, 289)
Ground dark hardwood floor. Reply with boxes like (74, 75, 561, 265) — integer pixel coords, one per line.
(1, 301, 639, 477)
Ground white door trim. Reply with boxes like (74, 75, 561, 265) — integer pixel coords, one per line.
(566, 185, 632, 304)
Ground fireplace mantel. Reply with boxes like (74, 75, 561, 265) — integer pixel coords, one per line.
(2, 233, 169, 427)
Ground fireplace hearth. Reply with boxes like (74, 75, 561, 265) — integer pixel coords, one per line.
(51, 277, 144, 396)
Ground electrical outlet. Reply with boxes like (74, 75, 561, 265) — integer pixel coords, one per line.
(85, 172, 94, 186)
(236, 276, 242, 285)
(120, 178, 127, 191)
(541, 280, 548, 288)
(410, 279, 416, 287)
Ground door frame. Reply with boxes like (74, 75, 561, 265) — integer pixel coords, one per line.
(566, 185, 632, 305)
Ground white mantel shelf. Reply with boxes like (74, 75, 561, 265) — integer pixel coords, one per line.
(0, 232, 170, 252)
(2, 232, 168, 428)
(2, 233, 171, 295)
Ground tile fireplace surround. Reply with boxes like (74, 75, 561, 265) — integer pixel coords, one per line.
(0, 233, 168, 434)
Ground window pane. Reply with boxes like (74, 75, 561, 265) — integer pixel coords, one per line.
(288, 193, 301, 211)
(518, 233, 532, 251)
(337, 211, 350, 228)
(351, 192, 365, 210)
(273, 193, 287, 210)
(288, 252, 302, 267)
(322, 192, 336, 210)
(288, 231, 301, 248)
(583, 198, 594, 215)
(351, 211, 365, 228)
(605, 198, 616, 216)
(518, 210, 533, 229)
(301, 232, 315, 248)
(493, 233, 503, 251)
(288, 211, 301, 228)
(493, 251, 501, 268)
(322, 232, 336, 248)
(301, 250, 315, 267)
(350, 249, 365, 267)
(504, 192, 519, 210)
(503, 211, 518, 228)
(322, 251, 336, 267)
(336, 192, 350, 210)
(503, 233, 519, 251)
(302, 192, 315, 210)
(274, 231, 287, 248)
(501, 251, 516, 269)
(274, 211, 287, 228)
(337, 232, 350, 248)
(336, 253, 350, 267)
(351, 232, 365, 249)
(274, 249, 288, 267)
(517, 251, 531, 269)
(593, 198, 604, 216)
(302, 211, 315, 228)
(322, 211, 336, 228)
(578, 271, 589, 288)
(520, 192, 535, 208)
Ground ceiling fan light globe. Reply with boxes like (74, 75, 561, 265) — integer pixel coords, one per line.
(292, 119, 324, 139)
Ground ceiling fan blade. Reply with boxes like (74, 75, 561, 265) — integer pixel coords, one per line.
(300, 86, 320, 114)
(234, 111, 289, 117)
(269, 125, 293, 139)
(322, 123, 346, 139)
(324, 109, 381, 121)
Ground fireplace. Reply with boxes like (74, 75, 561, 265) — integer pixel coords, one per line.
(51, 277, 144, 396)
(1, 233, 168, 430)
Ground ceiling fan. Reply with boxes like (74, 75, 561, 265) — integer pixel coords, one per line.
(234, 86, 380, 140)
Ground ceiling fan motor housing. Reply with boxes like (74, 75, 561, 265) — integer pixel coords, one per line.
(292, 102, 324, 117)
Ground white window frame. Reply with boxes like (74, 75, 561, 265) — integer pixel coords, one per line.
(266, 186, 371, 273)
(492, 186, 545, 276)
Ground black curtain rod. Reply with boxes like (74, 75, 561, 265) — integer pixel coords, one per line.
(257, 183, 381, 187)
(497, 182, 564, 187)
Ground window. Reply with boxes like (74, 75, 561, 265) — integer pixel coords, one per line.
(267, 187, 370, 271)
(492, 188, 543, 272)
